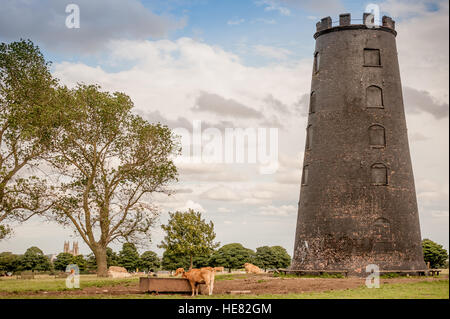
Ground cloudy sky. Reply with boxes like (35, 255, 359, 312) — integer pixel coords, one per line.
(0, 0, 448, 256)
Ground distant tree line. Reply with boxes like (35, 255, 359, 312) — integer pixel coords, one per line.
(0, 243, 161, 275)
(3, 238, 447, 275)
(161, 243, 291, 272)
(0, 242, 291, 275)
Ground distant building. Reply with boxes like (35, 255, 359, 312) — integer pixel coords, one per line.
(63, 241, 79, 256)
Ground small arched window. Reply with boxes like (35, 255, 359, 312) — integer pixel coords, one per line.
(313, 52, 320, 73)
(306, 125, 313, 150)
(309, 91, 316, 114)
(301, 165, 309, 185)
(366, 85, 384, 108)
(371, 163, 388, 185)
(369, 124, 386, 147)
(373, 218, 391, 240)
(372, 217, 392, 252)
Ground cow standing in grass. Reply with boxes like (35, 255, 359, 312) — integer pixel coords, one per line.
(174, 267, 216, 296)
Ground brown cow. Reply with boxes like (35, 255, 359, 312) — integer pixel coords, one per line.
(214, 266, 225, 272)
(244, 263, 263, 274)
(174, 267, 216, 296)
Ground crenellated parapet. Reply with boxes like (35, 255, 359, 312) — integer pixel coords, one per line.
(314, 13, 396, 39)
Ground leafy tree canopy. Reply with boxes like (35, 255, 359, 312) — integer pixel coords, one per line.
(71, 255, 87, 272)
(209, 243, 255, 271)
(161, 248, 212, 271)
(119, 243, 140, 272)
(254, 245, 291, 270)
(86, 247, 120, 271)
(422, 239, 448, 269)
(21, 246, 51, 271)
(159, 209, 219, 269)
(0, 39, 60, 239)
(53, 252, 74, 271)
(161, 249, 189, 271)
(139, 250, 161, 272)
(0, 252, 19, 273)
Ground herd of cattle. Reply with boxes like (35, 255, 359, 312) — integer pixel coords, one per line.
(108, 263, 264, 296)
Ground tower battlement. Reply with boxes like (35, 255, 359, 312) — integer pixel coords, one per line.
(315, 13, 396, 39)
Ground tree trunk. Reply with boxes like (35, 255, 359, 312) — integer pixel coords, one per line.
(189, 256, 193, 270)
(95, 248, 108, 277)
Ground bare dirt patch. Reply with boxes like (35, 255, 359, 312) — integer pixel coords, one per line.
(212, 274, 445, 295)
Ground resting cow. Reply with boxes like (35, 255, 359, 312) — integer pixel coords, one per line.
(244, 263, 263, 274)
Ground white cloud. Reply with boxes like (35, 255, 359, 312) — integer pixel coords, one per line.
(200, 185, 241, 201)
(416, 179, 449, 204)
(430, 210, 449, 219)
(178, 163, 250, 182)
(409, 132, 430, 142)
(253, 45, 293, 60)
(0, 0, 184, 53)
(252, 18, 277, 24)
(278, 0, 345, 15)
(228, 18, 245, 25)
(259, 204, 297, 216)
(380, 0, 449, 102)
(193, 91, 263, 118)
(53, 38, 311, 122)
(176, 200, 206, 213)
(255, 0, 291, 16)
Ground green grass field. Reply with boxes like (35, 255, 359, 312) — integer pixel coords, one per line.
(0, 275, 138, 293)
(0, 275, 448, 299)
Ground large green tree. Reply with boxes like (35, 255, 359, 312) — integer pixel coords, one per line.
(45, 84, 179, 276)
(161, 249, 212, 271)
(161, 249, 189, 271)
(209, 243, 255, 272)
(119, 243, 140, 272)
(20, 246, 51, 271)
(53, 252, 74, 271)
(255, 246, 291, 271)
(0, 40, 59, 239)
(139, 250, 161, 272)
(85, 247, 119, 271)
(71, 255, 87, 272)
(422, 239, 448, 269)
(159, 210, 219, 269)
(0, 252, 19, 273)
(106, 247, 120, 267)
